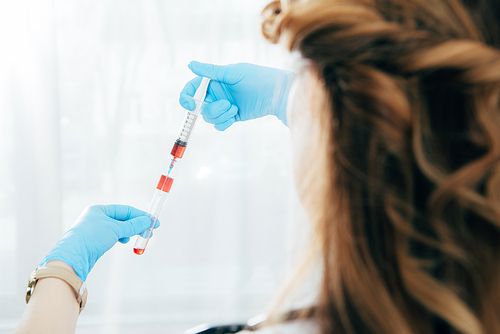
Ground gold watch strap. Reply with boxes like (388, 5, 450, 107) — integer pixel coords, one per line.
(26, 266, 88, 313)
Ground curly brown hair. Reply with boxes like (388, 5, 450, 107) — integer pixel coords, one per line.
(261, 1, 500, 333)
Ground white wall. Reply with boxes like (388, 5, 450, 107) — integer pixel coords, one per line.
(0, 0, 303, 333)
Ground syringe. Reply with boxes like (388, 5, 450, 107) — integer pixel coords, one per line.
(133, 175, 174, 255)
(169, 77, 211, 173)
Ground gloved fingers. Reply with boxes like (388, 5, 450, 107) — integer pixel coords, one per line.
(204, 94, 215, 103)
(118, 216, 159, 243)
(179, 76, 202, 111)
(179, 94, 196, 111)
(203, 104, 238, 125)
(214, 117, 236, 131)
(189, 61, 238, 84)
(118, 216, 152, 238)
(118, 237, 130, 244)
(181, 80, 224, 112)
(201, 99, 231, 119)
(100, 204, 149, 221)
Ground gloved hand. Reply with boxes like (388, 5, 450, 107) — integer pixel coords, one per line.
(40, 204, 158, 281)
(179, 61, 294, 131)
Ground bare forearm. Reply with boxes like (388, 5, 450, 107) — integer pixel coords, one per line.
(15, 260, 80, 334)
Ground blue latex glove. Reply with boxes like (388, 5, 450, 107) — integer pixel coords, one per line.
(40, 204, 158, 281)
(179, 61, 294, 131)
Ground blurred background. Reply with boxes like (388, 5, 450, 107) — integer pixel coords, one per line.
(0, 0, 307, 333)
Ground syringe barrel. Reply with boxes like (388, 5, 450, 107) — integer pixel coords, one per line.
(177, 111, 198, 144)
(170, 77, 210, 159)
(133, 175, 173, 255)
(170, 111, 200, 159)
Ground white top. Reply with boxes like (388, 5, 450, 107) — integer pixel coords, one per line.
(239, 320, 320, 334)
(192, 77, 210, 115)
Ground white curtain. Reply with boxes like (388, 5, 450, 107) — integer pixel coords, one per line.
(0, 1, 303, 333)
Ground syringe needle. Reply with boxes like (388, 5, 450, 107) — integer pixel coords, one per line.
(167, 157, 177, 176)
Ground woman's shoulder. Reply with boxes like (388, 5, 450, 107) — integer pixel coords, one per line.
(239, 319, 320, 334)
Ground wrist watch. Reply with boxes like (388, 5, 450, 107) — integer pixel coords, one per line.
(25, 266, 88, 313)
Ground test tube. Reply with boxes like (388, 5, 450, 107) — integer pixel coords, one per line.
(133, 175, 174, 255)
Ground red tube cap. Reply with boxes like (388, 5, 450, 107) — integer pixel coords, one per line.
(156, 175, 167, 190)
(161, 177, 174, 193)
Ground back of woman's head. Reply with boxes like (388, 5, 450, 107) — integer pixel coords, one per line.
(262, 0, 500, 333)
